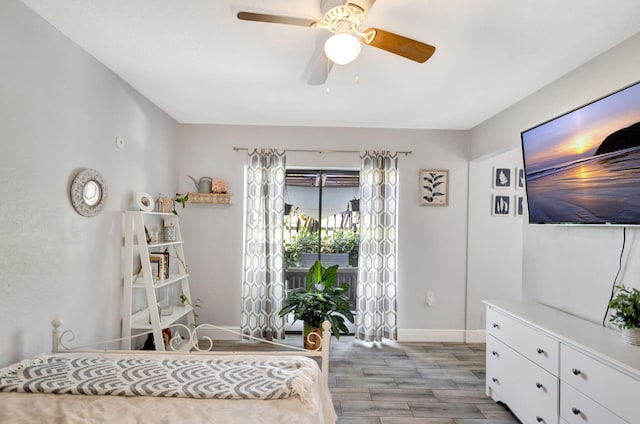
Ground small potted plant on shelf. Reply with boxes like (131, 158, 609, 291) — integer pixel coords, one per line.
(608, 284, 640, 345)
(279, 260, 354, 350)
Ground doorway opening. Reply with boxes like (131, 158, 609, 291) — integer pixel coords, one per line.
(283, 169, 360, 333)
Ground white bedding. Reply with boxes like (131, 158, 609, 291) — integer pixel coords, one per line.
(0, 352, 337, 424)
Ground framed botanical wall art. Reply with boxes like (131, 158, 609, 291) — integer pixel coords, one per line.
(515, 167, 525, 189)
(492, 194, 511, 216)
(493, 167, 512, 188)
(419, 169, 449, 206)
(514, 195, 525, 216)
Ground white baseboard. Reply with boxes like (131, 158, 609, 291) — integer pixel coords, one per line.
(464, 330, 486, 343)
(398, 329, 486, 343)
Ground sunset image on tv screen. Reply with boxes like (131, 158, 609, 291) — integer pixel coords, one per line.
(521, 82, 640, 224)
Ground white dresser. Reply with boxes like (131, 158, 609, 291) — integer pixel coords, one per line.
(484, 300, 640, 424)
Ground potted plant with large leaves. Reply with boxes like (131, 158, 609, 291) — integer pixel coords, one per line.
(608, 284, 640, 345)
(279, 260, 354, 350)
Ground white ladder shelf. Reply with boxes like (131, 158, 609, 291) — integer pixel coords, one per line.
(121, 211, 195, 351)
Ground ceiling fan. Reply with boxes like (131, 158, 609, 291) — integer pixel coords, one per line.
(237, 0, 436, 85)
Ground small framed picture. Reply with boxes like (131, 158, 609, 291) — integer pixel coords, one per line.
(514, 195, 525, 216)
(492, 194, 511, 216)
(419, 169, 449, 206)
(516, 167, 525, 189)
(493, 167, 512, 188)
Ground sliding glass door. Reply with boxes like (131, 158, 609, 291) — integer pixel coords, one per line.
(283, 169, 360, 333)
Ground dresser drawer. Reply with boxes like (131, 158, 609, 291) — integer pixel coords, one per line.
(487, 335, 558, 424)
(560, 382, 626, 424)
(487, 306, 559, 375)
(561, 344, 640, 423)
(486, 335, 511, 400)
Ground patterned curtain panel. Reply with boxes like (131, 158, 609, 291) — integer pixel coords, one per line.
(356, 151, 399, 342)
(241, 149, 287, 340)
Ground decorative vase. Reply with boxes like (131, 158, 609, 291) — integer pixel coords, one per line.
(163, 225, 176, 242)
(621, 328, 640, 345)
(159, 197, 172, 213)
(303, 325, 323, 351)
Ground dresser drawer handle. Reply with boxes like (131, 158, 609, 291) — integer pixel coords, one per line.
(536, 348, 545, 355)
(492, 377, 499, 383)
(536, 416, 544, 423)
(491, 350, 499, 356)
(571, 407, 581, 415)
(572, 368, 581, 376)
(535, 382, 543, 389)
(492, 323, 500, 329)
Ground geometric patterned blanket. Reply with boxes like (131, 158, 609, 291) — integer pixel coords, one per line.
(0, 355, 317, 402)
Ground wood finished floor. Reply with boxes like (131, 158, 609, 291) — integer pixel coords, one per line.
(328, 336, 518, 424)
(211, 335, 519, 424)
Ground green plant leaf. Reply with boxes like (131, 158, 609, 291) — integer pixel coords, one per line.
(279, 259, 354, 338)
(609, 285, 640, 329)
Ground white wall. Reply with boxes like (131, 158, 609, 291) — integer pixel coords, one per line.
(178, 125, 471, 338)
(466, 148, 524, 336)
(470, 32, 640, 325)
(0, 0, 180, 367)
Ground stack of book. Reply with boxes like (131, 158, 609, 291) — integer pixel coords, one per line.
(149, 252, 170, 282)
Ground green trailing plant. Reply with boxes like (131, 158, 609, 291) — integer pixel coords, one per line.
(172, 193, 189, 215)
(278, 260, 354, 339)
(180, 294, 202, 327)
(609, 285, 640, 330)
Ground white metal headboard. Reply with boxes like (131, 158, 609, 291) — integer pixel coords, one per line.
(51, 318, 332, 387)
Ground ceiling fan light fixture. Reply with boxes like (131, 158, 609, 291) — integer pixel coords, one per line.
(324, 32, 361, 65)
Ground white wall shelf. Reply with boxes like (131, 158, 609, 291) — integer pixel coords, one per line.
(186, 192, 231, 204)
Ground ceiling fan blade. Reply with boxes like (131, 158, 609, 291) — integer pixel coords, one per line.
(308, 52, 334, 86)
(306, 33, 334, 85)
(237, 11, 318, 27)
(362, 28, 436, 63)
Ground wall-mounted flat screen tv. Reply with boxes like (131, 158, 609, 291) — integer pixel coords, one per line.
(521, 81, 640, 225)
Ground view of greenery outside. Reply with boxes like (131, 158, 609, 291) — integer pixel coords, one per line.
(284, 228, 359, 269)
(283, 170, 360, 270)
(284, 209, 359, 269)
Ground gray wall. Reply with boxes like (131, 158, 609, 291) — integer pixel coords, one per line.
(0, 0, 180, 367)
(469, 33, 640, 325)
(466, 148, 524, 335)
(177, 125, 471, 340)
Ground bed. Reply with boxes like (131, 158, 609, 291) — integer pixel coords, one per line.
(0, 320, 336, 424)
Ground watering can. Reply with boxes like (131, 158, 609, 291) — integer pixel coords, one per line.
(188, 176, 212, 193)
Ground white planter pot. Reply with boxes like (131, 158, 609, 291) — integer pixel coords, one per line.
(621, 328, 640, 345)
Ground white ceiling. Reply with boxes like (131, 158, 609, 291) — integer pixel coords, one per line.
(19, 0, 640, 130)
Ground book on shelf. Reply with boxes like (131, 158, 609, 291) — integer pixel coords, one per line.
(149, 255, 162, 283)
(150, 251, 170, 280)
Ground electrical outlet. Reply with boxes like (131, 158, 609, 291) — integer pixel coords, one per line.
(426, 291, 435, 306)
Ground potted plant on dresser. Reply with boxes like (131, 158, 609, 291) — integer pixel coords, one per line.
(608, 284, 640, 345)
(279, 260, 354, 350)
